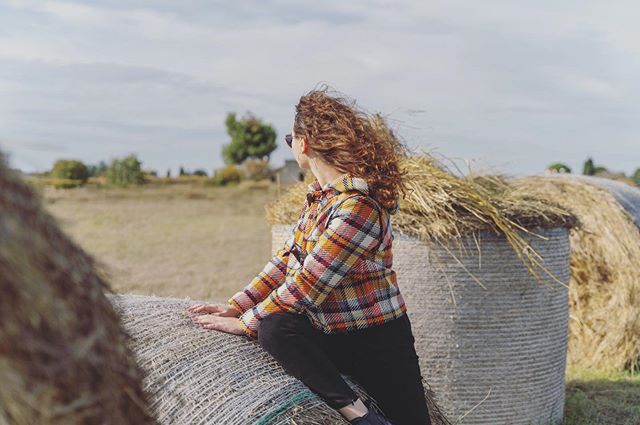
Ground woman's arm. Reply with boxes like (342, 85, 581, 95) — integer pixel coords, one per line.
(237, 194, 382, 338)
(227, 202, 307, 314)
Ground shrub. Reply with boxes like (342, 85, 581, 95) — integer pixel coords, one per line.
(208, 164, 244, 186)
(242, 158, 270, 181)
(547, 162, 572, 173)
(105, 154, 146, 187)
(50, 160, 89, 184)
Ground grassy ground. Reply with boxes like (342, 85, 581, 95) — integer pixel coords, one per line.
(38, 182, 640, 424)
(564, 367, 640, 424)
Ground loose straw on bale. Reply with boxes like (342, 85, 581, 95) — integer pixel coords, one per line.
(0, 151, 155, 424)
(509, 174, 640, 372)
(106, 293, 453, 425)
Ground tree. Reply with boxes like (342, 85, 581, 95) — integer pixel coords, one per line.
(547, 162, 571, 173)
(632, 168, 640, 185)
(222, 112, 277, 165)
(583, 157, 595, 175)
(50, 159, 89, 184)
(179, 165, 186, 176)
(87, 160, 107, 177)
(105, 154, 146, 187)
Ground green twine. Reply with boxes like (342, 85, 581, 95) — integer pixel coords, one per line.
(254, 389, 316, 425)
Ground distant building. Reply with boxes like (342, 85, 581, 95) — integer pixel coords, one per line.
(269, 159, 305, 184)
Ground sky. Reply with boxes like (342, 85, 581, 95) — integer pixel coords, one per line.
(0, 0, 638, 177)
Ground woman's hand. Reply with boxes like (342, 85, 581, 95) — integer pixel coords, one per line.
(186, 303, 244, 335)
(190, 314, 245, 335)
(185, 303, 240, 318)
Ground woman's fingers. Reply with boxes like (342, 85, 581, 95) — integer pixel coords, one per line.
(186, 303, 222, 313)
(194, 315, 244, 335)
(185, 304, 205, 312)
(192, 315, 220, 330)
(191, 314, 216, 324)
(200, 306, 222, 314)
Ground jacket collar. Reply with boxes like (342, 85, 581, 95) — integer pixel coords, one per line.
(305, 173, 400, 214)
(306, 173, 369, 205)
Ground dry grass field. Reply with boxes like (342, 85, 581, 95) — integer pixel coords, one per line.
(36, 182, 640, 424)
(39, 181, 282, 302)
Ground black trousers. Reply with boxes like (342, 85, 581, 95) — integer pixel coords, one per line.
(257, 312, 432, 425)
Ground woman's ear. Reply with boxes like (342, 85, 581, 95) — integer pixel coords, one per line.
(299, 136, 308, 154)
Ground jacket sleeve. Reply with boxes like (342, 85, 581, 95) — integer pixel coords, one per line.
(237, 195, 382, 339)
(227, 203, 307, 314)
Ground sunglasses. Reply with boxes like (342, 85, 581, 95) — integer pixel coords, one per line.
(285, 134, 293, 148)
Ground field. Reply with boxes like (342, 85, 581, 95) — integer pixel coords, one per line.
(38, 183, 640, 424)
(40, 181, 279, 301)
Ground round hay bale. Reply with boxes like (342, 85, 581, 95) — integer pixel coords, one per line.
(272, 224, 571, 425)
(511, 174, 640, 372)
(106, 293, 382, 425)
(0, 153, 155, 424)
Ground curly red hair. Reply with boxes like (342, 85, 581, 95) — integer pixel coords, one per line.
(293, 84, 408, 212)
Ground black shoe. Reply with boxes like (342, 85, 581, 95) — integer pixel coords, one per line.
(348, 399, 393, 425)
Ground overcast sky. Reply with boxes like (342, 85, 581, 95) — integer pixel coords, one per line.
(1, 0, 638, 177)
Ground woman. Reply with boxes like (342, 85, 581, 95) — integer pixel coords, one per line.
(186, 87, 432, 425)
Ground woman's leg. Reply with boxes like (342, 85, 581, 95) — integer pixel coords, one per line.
(348, 314, 432, 425)
(257, 312, 360, 411)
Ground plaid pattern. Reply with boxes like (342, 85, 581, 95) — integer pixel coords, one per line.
(228, 173, 406, 339)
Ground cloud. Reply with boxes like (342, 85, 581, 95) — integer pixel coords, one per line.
(0, 0, 638, 176)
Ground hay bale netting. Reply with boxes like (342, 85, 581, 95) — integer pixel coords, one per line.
(105, 294, 390, 425)
(0, 152, 155, 424)
(272, 223, 571, 425)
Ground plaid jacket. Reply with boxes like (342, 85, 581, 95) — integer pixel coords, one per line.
(228, 173, 407, 339)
